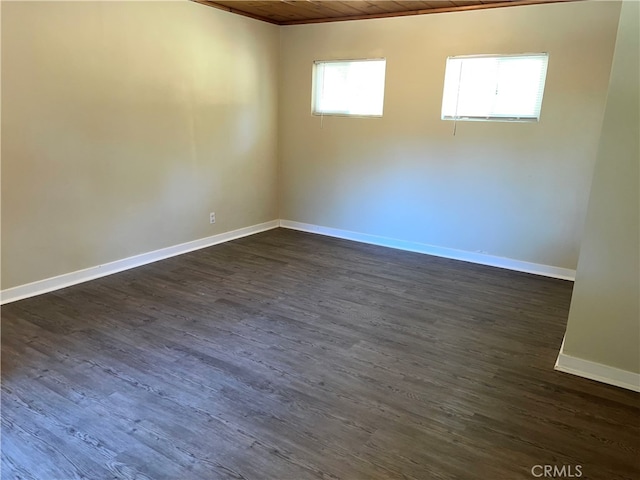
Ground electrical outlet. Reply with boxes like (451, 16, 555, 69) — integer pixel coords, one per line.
(210, 212, 216, 224)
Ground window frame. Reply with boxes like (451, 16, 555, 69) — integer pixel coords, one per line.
(311, 58, 387, 118)
(441, 53, 549, 123)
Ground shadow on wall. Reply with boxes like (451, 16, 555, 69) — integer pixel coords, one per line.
(312, 134, 576, 264)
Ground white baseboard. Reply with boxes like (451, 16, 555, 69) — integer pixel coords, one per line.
(555, 341, 640, 392)
(0, 220, 279, 305)
(279, 219, 576, 281)
(0, 218, 575, 305)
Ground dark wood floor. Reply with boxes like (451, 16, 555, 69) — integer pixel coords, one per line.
(2, 228, 638, 480)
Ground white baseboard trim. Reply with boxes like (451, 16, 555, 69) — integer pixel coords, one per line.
(0, 218, 575, 304)
(0, 220, 279, 305)
(279, 220, 576, 281)
(555, 342, 640, 392)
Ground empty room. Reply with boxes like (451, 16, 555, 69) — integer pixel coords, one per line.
(1, 0, 638, 478)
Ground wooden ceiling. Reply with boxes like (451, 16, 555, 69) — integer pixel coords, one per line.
(193, 0, 579, 25)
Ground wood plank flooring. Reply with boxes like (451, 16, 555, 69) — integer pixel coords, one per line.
(2, 228, 639, 480)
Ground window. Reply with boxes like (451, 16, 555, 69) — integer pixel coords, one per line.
(441, 53, 549, 122)
(312, 59, 386, 117)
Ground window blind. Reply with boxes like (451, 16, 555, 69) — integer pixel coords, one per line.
(313, 59, 386, 117)
(441, 54, 549, 122)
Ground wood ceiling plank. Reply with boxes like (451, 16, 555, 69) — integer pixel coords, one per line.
(195, 0, 585, 25)
(408, 1, 456, 9)
(327, 1, 388, 15)
(307, 1, 381, 17)
(278, 0, 582, 25)
(192, 1, 280, 23)
(206, 1, 320, 22)
(357, 1, 396, 14)
(449, 1, 485, 7)
(265, 1, 342, 20)
(352, 1, 413, 13)
(256, 2, 320, 21)
(383, 1, 441, 12)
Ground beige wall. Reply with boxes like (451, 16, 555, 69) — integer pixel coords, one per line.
(1, 1, 280, 289)
(279, 1, 620, 270)
(562, 1, 639, 374)
(0, 1, 627, 295)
